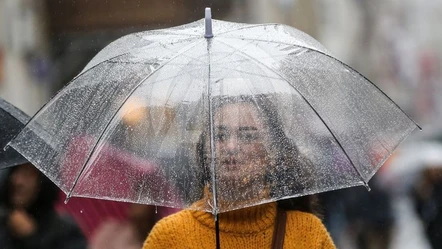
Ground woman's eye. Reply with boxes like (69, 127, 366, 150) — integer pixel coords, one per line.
(216, 133, 228, 141)
(238, 132, 259, 142)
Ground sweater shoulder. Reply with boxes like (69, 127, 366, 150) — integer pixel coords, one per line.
(159, 208, 194, 224)
(142, 209, 194, 249)
(286, 210, 327, 233)
(149, 208, 194, 235)
(287, 210, 323, 226)
(286, 211, 336, 248)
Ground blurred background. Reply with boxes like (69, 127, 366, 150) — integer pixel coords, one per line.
(0, 0, 441, 248)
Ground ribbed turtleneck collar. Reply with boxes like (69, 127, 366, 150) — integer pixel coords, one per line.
(190, 201, 277, 234)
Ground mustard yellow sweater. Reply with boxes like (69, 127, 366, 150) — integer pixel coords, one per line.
(143, 202, 336, 249)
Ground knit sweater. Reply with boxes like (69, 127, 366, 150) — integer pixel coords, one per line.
(143, 202, 336, 249)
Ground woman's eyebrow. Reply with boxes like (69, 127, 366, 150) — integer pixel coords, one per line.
(216, 125, 228, 131)
(238, 126, 258, 131)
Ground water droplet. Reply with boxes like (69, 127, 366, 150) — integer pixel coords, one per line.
(155, 205, 158, 214)
(80, 209, 84, 214)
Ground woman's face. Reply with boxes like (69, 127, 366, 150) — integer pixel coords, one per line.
(213, 102, 270, 186)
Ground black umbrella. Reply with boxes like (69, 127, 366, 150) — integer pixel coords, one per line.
(0, 98, 30, 169)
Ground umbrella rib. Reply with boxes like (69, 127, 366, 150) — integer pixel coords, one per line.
(222, 37, 421, 130)
(65, 39, 204, 200)
(216, 23, 291, 37)
(216, 39, 370, 186)
(216, 23, 330, 56)
(140, 30, 200, 37)
(206, 39, 220, 216)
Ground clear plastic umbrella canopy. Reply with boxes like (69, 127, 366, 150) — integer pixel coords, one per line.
(9, 14, 419, 213)
(0, 98, 30, 169)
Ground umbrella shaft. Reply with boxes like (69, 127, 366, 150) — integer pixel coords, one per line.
(215, 213, 220, 249)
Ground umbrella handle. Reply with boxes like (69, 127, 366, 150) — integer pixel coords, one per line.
(205, 7, 213, 38)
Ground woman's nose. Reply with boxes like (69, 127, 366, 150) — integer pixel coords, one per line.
(224, 136, 239, 153)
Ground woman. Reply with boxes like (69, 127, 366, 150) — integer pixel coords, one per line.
(143, 95, 336, 248)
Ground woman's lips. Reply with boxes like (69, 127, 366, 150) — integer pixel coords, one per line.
(221, 157, 241, 171)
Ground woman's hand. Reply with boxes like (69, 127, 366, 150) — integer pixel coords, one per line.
(8, 209, 37, 237)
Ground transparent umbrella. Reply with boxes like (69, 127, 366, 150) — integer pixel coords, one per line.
(9, 9, 419, 216)
(0, 98, 30, 169)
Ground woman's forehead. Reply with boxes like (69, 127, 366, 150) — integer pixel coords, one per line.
(215, 102, 265, 128)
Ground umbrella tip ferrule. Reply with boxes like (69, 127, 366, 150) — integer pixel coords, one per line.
(64, 194, 71, 204)
(204, 7, 213, 38)
(3, 142, 11, 151)
(364, 183, 371, 192)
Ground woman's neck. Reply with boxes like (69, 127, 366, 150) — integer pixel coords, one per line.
(204, 182, 270, 212)
(191, 201, 277, 233)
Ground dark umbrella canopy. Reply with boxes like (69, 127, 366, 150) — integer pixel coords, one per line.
(0, 98, 30, 169)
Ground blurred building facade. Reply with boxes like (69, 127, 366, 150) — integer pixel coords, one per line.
(0, 0, 51, 115)
(1, 1, 442, 248)
(3, 0, 440, 136)
(0, 0, 232, 114)
(2, 0, 441, 131)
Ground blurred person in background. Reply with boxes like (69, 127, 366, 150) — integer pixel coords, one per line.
(0, 163, 87, 249)
(411, 166, 442, 249)
(343, 177, 395, 249)
(89, 203, 179, 249)
(319, 175, 394, 249)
